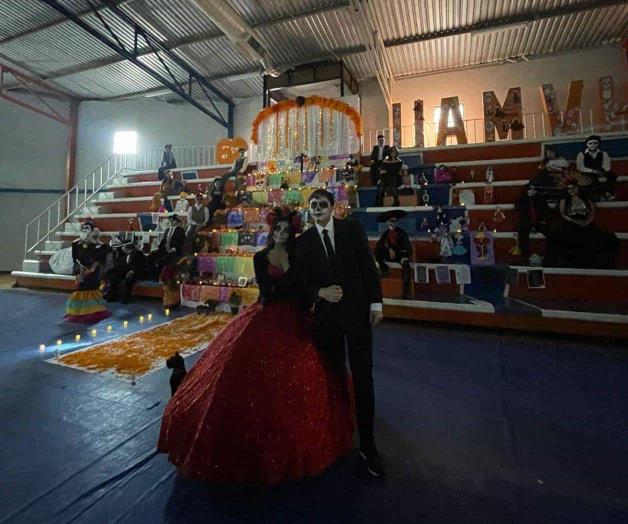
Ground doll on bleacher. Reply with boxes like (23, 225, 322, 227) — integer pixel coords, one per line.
(576, 135, 616, 201)
(374, 209, 413, 299)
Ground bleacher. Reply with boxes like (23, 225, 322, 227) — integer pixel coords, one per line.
(12, 134, 628, 339)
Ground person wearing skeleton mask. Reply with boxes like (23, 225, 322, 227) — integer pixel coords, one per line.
(64, 219, 111, 323)
(375, 210, 413, 299)
(295, 189, 385, 478)
(576, 135, 615, 201)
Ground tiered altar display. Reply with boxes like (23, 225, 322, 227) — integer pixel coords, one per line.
(180, 96, 363, 309)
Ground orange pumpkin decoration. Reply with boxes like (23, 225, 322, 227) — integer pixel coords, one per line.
(216, 137, 248, 165)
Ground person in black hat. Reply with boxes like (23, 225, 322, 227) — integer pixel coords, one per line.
(159, 144, 177, 180)
(147, 214, 185, 280)
(104, 233, 146, 303)
(375, 209, 413, 299)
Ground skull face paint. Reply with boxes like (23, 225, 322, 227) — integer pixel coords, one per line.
(272, 220, 291, 245)
(309, 197, 332, 225)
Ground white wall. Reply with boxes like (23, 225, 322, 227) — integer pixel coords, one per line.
(233, 98, 263, 142)
(360, 79, 391, 147)
(0, 99, 68, 271)
(361, 44, 626, 147)
(76, 99, 229, 175)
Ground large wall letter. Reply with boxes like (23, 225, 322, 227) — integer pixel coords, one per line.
(540, 81, 583, 135)
(483, 87, 524, 142)
(436, 96, 468, 146)
(392, 103, 401, 148)
(413, 99, 424, 148)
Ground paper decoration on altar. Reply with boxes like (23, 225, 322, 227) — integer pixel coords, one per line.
(470, 228, 495, 266)
(252, 191, 268, 205)
(434, 265, 451, 284)
(255, 230, 269, 246)
(483, 88, 523, 142)
(436, 96, 468, 146)
(181, 283, 202, 306)
(392, 103, 401, 147)
(414, 265, 429, 283)
(243, 208, 260, 223)
(197, 255, 216, 275)
(219, 232, 238, 252)
(285, 190, 303, 205)
(200, 284, 220, 301)
(216, 137, 248, 164)
(454, 265, 471, 285)
(268, 174, 283, 188)
(287, 171, 301, 188)
(318, 168, 334, 184)
(268, 189, 283, 205)
(227, 209, 244, 228)
(302, 171, 317, 185)
(540, 81, 583, 135)
(235, 256, 255, 280)
(413, 99, 424, 148)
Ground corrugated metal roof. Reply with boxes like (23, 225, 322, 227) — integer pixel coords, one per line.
(0, 0, 625, 106)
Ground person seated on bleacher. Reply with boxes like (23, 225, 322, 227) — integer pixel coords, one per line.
(207, 179, 225, 220)
(532, 147, 568, 202)
(369, 134, 391, 186)
(576, 135, 616, 201)
(146, 214, 185, 280)
(221, 148, 249, 191)
(339, 154, 359, 182)
(375, 209, 413, 299)
(546, 178, 619, 268)
(160, 170, 187, 197)
(103, 234, 146, 303)
(158, 144, 177, 180)
(515, 184, 558, 260)
(376, 146, 402, 207)
(186, 193, 210, 246)
(398, 169, 415, 196)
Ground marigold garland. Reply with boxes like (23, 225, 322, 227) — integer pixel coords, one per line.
(251, 96, 362, 145)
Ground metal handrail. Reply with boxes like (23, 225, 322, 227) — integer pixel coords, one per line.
(23, 145, 219, 258)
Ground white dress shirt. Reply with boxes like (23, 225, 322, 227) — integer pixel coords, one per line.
(377, 145, 384, 161)
(315, 219, 382, 312)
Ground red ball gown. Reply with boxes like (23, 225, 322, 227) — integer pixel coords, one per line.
(158, 253, 354, 486)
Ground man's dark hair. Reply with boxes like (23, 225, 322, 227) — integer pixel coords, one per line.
(377, 134, 384, 139)
(308, 188, 335, 206)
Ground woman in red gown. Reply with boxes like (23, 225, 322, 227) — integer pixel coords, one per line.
(158, 208, 354, 486)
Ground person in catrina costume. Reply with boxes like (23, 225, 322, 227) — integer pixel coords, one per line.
(375, 209, 413, 299)
(65, 219, 112, 323)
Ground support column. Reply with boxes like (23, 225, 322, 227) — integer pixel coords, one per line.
(65, 99, 79, 190)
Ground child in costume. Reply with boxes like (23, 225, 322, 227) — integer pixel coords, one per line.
(65, 220, 111, 323)
(375, 209, 413, 299)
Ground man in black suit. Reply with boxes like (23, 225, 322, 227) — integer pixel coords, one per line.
(147, 214, 185, 279)
(295, 189, 385, 477)
(369, 134, 391, 186)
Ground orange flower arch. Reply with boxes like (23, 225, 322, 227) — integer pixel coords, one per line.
(250, 96, 362, 145)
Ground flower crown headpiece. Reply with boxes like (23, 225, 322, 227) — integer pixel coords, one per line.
(265, 207, 303, 234)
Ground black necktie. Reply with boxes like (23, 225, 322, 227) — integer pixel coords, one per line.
(322, 229, 335, 260)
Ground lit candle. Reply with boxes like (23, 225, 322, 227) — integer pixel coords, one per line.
(56, 339, 62, 346)
(123, 320, 129, 328)
(75, 334, 81, 342)
(139, 315, 145, 323)
(107, 325, 112, 332)
(39, 344, 46, 352)
(147, 313, 153, 321)
(91, 329, 97, 336)
(165, 308, 170, 316)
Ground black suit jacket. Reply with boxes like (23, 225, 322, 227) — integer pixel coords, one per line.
(157, 226, 185, 258)
(370, 144, 391, 164)
(295, 218, 382, 334)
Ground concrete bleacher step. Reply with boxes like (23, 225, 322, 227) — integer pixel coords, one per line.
(120, 165, 230, 184)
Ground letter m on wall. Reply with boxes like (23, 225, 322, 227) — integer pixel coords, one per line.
(483, 88, 524, 142)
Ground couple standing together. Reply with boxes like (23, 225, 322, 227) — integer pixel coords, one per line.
(158, 189, 385, 484)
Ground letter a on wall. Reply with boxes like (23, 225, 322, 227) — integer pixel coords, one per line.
(436, 97, 467, 146)
(483, 88, 524, 142)
(413, 99, 424, 148)
(540, 81, 583, 135)
(392, 103, 402, 148)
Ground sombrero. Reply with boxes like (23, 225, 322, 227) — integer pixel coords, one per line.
(377, 209, 407, 222)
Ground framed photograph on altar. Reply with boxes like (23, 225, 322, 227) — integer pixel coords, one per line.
(238, 276, 248, 287)
(216, 273, 226, 285)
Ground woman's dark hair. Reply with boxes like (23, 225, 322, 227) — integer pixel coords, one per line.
(266, 207, 301, 255)
(388, 146, 399, 159)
